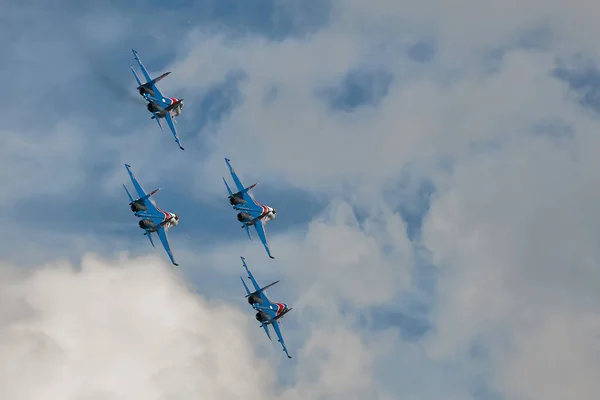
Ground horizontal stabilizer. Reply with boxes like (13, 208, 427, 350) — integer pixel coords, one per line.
(245, 280, 279, 298)
(131, 188, 160, 204)
(138, 71, 171, 91)
(164, 98, 183, 112)
(232, 183, 258, 199)
(273, 307, 292, 321)
(144, 187, 160, 200)
(262, 308, 292, 326)
(157, 217, 172, 229)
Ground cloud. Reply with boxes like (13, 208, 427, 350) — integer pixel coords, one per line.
(3, 0, 600, 399)
(281, 327, 383, 400)
(167, 2, 600, 398)
(323, 67, 394, 112)
(0, 254, 276, 400)
(492, 312, 600, 400)
(421, 133, 600, 398)
(0, 251, 421, 400)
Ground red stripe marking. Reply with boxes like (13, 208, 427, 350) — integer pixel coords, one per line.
(275, 303, 284, 316)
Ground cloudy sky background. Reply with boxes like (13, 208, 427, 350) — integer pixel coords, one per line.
(1, 0, 600, 398)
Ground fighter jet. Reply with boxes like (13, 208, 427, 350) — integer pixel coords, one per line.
(130, 49, 185, 150)
(240, 256, 292, 358)
(223, 158, 276, 259)
(123, 164, 179, 266)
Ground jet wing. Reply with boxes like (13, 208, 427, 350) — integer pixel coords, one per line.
(156, 226, 178, 266)
(271, 320, 292, 358)
(164, 112, 185, 150)
(124, 164, 162, 220)
(253, 219, 274, 259)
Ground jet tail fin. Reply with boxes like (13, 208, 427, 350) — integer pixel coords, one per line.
(123, 184, 134, 203)
(144, 231, 156, 248)
(130, 66, 142, 87)
(240, 276, 252, 296)
(243, 224, 252, 240)
(223, 177, 233, 196)
(260, 323, 272, 341)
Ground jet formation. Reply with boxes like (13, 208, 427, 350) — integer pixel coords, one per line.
(123, 50, 292, 358)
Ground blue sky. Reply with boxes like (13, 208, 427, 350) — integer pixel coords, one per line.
(2, 1, 600, 399)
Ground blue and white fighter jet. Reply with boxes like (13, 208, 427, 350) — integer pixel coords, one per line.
(240, 256, 292, 359)
(130, 49, 185, 150)
(123, 164, 179, 266)
(223, 158, 276, 259)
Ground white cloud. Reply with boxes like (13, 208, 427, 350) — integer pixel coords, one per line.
(0, 254, 274, 400)
(281, 327, 380, 400)
(0, 251, 422, 400)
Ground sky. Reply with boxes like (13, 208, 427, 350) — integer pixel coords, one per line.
(1, 0, 600, 399)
